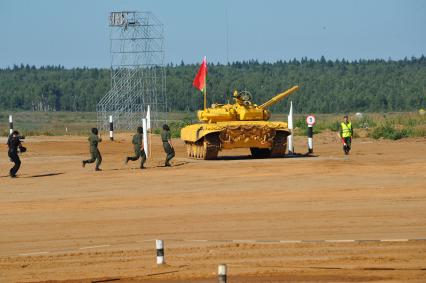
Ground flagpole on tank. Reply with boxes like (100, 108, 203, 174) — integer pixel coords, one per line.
(203, 56, 207, 110)
(193, 56, 208, 110)
(204, 87, 207, 110)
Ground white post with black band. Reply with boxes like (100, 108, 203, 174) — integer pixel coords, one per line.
(218, 264, 227, 283)
(156, 239, 165, 265)
(109, 115, 114, 141)
(307, 126, 313, 154)
(9, 115, 13, 134)
(306, 115, 316, 154)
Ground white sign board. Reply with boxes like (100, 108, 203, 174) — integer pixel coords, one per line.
(110, 12, 127, 26)
(306, 115, 316, 126)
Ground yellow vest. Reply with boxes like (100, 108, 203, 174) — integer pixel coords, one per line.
(341, 122, 352, 138)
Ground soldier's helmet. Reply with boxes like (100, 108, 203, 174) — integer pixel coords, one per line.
(91, 128, 99, 135)
(137, 126, 143, 134)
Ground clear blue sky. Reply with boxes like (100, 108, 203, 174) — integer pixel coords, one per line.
(0, 0, 425, 68)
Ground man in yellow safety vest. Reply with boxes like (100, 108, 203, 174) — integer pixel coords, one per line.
(339, 115, 353, 155)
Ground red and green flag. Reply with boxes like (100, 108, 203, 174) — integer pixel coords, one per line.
(193, 56, 207, 92)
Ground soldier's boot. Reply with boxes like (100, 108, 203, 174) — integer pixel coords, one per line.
(125, 157, 129, 165)
(344, 146, 349, 155)
(95, 167, 102, 171)
(165, 162, 171, 167)
(82, 161, 86, 168)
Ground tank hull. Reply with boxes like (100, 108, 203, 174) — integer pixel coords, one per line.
(181, 121, 290, 159)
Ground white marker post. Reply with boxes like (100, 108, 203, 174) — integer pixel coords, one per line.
(218, 264, 227, 283)
(109, 115, 114, 141)
(142, 118, 149, 158)
(146, 105, 152, 157)
(146, 105, 151, 132)
(287, 101, 294, 154)
(156, 239, 165, 265)
(9, 115, 13, 134)
(306, 115, 316, 154)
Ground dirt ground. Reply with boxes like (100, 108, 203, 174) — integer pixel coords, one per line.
(0, 132, 425, 283)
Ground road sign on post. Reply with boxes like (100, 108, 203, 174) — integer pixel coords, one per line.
(306, 115, 316, 126)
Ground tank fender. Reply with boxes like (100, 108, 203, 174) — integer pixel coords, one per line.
(180, 124, 222, 143)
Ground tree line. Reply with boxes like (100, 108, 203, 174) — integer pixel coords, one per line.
(0, 56, 425, 114)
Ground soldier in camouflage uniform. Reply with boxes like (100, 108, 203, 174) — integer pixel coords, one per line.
(82, 127, 102, 171)
(7, 130, 26, 178)
(125, 126, 146, 169)
(161, 124, 175, 167)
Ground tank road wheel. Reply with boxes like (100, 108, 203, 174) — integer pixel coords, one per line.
(194, 143, 199, 158)
(192, 141, 204, 159)
(190, 143, 195, 157)
(192, 143, 197, 158)
(202, 134, 220, 160)
(186, 143, 191, 157)
(186, 143, 192, 157)
(187, 142, 194, 157)
(250, 147, 271, 158)
(270, 131, 289, 157)
(200, 144, 206, 159)
(185, 134, 220, 160)
(197, 143, 203, 159)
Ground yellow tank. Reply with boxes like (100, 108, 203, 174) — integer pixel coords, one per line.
(181, 85, 299, 159)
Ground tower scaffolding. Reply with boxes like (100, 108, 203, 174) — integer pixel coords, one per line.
(97, 11, 166, 131)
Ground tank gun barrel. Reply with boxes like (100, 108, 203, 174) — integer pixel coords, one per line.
(259, 85, 299, 109)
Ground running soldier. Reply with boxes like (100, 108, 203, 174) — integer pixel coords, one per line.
(82, 128, 102, 171)
(125, 126, 146, 169)
(161, 124, 175, 167)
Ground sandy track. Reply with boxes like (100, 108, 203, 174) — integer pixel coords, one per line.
(0, 132, 425, 282)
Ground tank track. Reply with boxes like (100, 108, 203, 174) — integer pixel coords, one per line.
(185, 134, 220, 160)
(270, 131, 289, 157)
(250, 147, 271, 158)
(250, 131, 289, 158)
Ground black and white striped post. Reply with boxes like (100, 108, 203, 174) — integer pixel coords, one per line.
(306, 115, 316, 154)
(156, 239, 165, 265)
(218, 264, 227, 283)
(9, 115, 13, 135)
(307, 126, 313, 154)
(109, 115, 114, 141)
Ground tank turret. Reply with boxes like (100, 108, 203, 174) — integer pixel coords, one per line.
(198, 86, 299, 123)
(181, 85, 300, 160)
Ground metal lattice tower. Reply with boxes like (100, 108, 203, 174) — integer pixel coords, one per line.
(97, 11, 166, 131)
